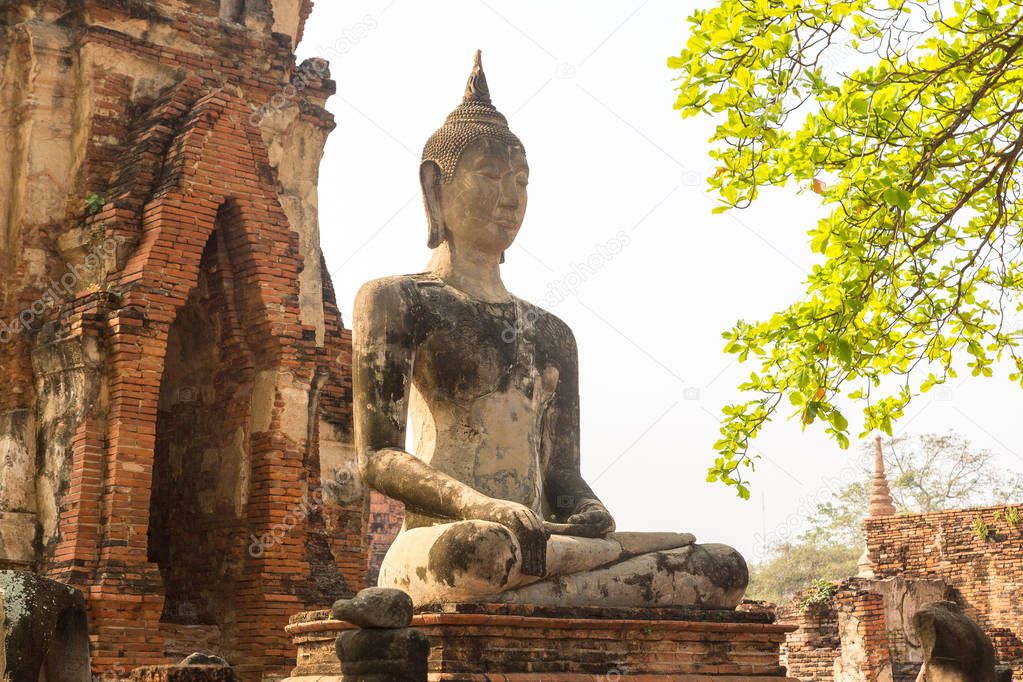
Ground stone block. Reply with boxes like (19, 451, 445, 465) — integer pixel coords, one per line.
(336, 628, 429, 681)
(332, 587, 413, 629)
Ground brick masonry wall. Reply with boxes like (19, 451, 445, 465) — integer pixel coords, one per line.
(319, 260, 367, 596)
(366, 491, 404, 586)
(780, 582, 908, 682)
(866, 504, 1023, 676)
(778, 600, 840, 681)
(833, 587, 892, 682)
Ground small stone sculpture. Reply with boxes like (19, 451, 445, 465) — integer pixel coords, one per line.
(913, 601, 1006, 682)
(128, 652, 235, 681)
(332, 588, 428, 682)
(352, 50, 748, 608)
(180, 653, 230, 667)
(0, 570, 90, 681)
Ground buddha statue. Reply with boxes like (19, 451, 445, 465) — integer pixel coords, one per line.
(352, 51, 748, 609)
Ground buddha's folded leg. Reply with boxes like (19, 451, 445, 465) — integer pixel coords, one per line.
(377, 521, 529, 606)
(494, 543, 748, 609)
(377, 521, 629, 606)
(375, 522, 732, 609)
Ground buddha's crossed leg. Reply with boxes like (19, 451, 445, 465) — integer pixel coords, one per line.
(377, 521, 748, 608)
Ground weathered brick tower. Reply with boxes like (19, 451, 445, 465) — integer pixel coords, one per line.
(0, 1, 367, 677)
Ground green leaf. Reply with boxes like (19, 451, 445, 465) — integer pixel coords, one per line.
(882, 188, 911, 211)
(835, 339, 853, 364)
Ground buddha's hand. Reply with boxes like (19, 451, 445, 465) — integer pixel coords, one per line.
(474, 499, 549, 578)
(560, 500, 616, 538)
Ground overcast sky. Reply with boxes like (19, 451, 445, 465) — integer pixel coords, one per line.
(297, 0, 1023, 562)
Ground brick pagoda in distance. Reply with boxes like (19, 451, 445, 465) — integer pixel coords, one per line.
(0, 1, 382, 678)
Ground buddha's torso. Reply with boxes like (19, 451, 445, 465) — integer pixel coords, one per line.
(395, 274, 570, 529)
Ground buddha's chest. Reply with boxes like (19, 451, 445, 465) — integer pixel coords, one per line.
(411, 297, 559, 407)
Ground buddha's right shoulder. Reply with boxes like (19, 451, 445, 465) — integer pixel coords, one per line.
(354, 273, 433, 309)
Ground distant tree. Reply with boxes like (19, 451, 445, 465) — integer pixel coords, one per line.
(746, 541, 859, 604)
(747, 432, 1023, 603)
(669, 0, 1023, 496)
(884, 432, 1023, 511)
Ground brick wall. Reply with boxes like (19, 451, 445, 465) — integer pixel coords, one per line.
(366, 491, 404, 586)
(780, 581, 908, 682)
(833, 586, 893, 681)
(778, 600, 840, 681)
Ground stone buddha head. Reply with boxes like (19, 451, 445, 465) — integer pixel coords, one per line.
(420, 51, 529, 262)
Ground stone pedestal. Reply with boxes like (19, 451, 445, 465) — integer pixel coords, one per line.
(285, 603, 798, 681)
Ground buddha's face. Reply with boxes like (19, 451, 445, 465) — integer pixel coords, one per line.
(440, 137, 529, 257)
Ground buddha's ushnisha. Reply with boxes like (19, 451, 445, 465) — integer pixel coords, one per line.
(352, 51, 748, 607)
(422, 49, 524, 185)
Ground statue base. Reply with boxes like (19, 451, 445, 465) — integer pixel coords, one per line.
(284, 602, 798, 681)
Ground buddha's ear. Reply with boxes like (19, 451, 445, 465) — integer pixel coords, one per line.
(420, 160, 445, 249)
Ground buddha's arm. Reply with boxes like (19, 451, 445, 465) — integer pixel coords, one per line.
(353, 279, 486, 517)
(543, 323, 616, 536)
(352, 279, 548, 575)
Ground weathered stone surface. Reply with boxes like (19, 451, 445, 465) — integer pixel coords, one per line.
(913, 601, 999, 682)
(332, 587, 413, 629)
(0, 571, 90, 681)
(491, 543, 747, 608)
(613, 530, 697, 555)
(0, 512, 35, 570)
(353, 50, 747, 610)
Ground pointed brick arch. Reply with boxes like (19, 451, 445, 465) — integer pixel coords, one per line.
(116, 89, 303, 338)
(147, 200, 267, 640)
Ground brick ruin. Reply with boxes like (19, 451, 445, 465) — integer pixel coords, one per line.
(0, 1, 379, 677)
(781, 504, 1023, 680)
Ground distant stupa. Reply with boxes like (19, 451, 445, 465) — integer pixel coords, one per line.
(858, 435, 897, 577)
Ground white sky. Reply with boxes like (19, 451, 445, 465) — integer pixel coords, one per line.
(297, 0, 1023, 562)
